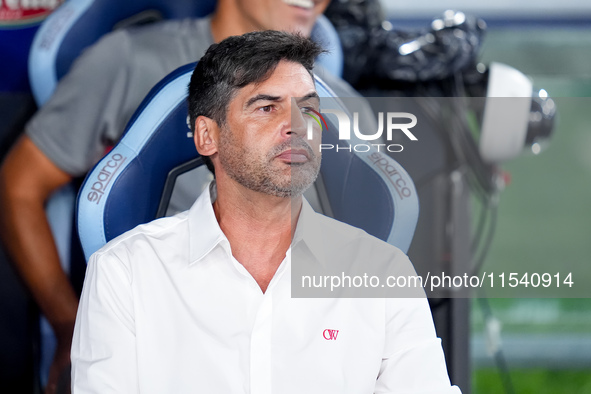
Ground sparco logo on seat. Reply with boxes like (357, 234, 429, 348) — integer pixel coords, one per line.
(87, 153, 127, 204)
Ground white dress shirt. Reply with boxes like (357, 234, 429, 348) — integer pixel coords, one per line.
(71, 183, 461, 393)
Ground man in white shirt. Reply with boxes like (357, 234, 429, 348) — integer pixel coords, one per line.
(71, 30, 461, 393)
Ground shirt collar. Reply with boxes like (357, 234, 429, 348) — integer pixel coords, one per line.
(187, 182, 326, 265)
(187, 181, 228, 265)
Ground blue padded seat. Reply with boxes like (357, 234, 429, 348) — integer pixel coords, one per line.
(77, 63, 419, 260)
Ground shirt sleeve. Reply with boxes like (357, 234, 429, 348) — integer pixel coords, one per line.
(26, 30, 132, 177)
(71, 251, 138, 393)
(375, 296, 462, 394)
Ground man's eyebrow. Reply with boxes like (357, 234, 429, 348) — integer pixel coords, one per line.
(245, 94, 282, 108)
(296, 92, 320, 103)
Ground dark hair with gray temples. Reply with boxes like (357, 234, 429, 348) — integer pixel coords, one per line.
(188, 30, 324, 173)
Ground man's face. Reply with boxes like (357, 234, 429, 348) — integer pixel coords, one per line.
(234, 0, 331, 37)
(217, 60, 322, 198)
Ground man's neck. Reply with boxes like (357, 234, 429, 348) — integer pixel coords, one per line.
(213, 180, 302, 293)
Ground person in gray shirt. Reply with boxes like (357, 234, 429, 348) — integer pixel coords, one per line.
(0, 1, 380, 392)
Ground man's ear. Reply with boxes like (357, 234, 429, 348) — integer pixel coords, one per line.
(193, 116, 219, 157)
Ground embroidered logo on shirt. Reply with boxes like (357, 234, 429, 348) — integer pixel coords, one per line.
(323, 329, 339, 340)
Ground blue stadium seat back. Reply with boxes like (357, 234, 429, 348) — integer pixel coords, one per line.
(77, 63, 419, 260)
(28, 0, 342, 105)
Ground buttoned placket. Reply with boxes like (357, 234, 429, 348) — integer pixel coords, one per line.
(223, 246, 291, 394)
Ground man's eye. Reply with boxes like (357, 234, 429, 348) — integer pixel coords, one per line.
(301, 106, 316, 113)
(260, 105, 274, 112)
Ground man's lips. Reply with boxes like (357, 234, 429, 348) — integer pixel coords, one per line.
(276, 148, 310, 163)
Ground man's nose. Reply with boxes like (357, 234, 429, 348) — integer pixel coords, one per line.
(286, 100, 307, 137)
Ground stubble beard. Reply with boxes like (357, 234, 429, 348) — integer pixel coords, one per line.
(218, 127, 320, 198)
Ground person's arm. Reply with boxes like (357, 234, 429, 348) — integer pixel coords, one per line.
(71, 250, 137, 393)
(375, 296, 462, 393)
(0, 135, 77, 393)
